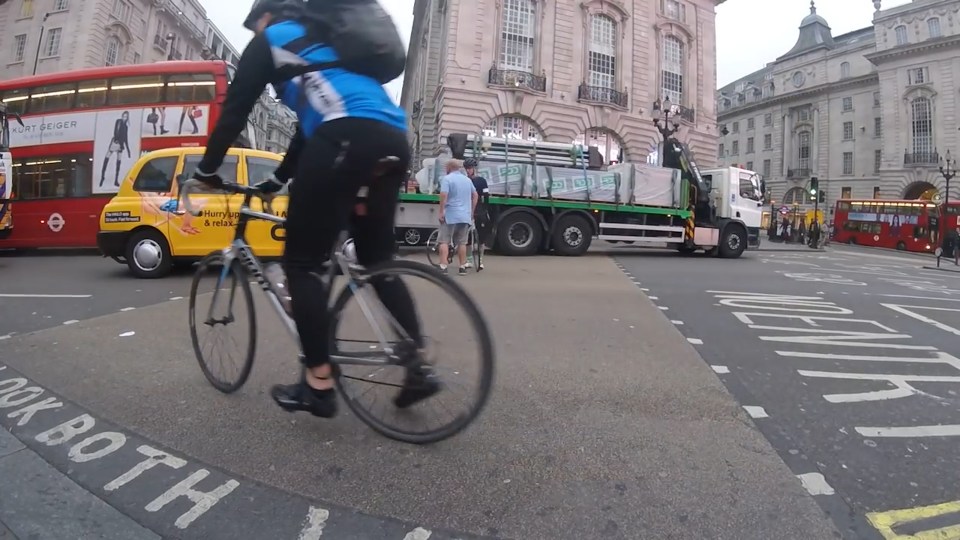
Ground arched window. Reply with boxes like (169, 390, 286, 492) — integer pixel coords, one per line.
(783, 187, 807, 205)
(840, 61, 850, 79)
(588, 14, 616, 89)
(661, 35, 683, 103)
(798, 130, 811, 171)
(895, 25, 908, 45)
(575, 128, 623, 164)
(911, 97, 933, 157)
(499, 0, 536, 72)
(105, 37, 121, 67)
(483, 115, 543, 141)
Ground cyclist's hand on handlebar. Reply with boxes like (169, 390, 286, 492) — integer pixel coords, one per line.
(254, 175, 285, 195)
(191, 169, 225, 190)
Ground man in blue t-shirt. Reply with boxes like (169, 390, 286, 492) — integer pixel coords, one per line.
(438, 159, 477, 275)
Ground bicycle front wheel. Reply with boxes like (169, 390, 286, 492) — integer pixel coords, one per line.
(329, 259, 495, 444)
(189, 251, 257, 394)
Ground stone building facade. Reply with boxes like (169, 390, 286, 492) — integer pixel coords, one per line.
(401, 0, 727, 168)
(716, 0, 960, 216)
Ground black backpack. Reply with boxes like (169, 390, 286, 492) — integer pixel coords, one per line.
(304, 0, 407, 84)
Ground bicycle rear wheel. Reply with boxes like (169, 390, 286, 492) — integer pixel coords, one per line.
(425, 229, 440, 267)
(189, 251, 257, 393)
(329, 259, 494, 444)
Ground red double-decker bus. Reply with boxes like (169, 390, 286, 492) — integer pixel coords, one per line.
(832, 198, 947, 252)
(0, 61, 235, 249)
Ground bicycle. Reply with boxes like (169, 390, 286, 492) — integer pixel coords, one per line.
(425, 224, 482, 271)
(178, 172, 494, 445)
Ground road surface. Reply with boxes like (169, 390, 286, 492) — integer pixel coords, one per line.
(616, 243, 960, 540)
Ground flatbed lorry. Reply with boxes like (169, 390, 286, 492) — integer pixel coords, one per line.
(395, 132, 765, 258)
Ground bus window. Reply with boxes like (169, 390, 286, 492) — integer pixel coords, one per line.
(30, 83, 77, 114)
(1, 88, 29, 116)
(166, 73, 216, 103)
(109, 75, 164, 106)
(76, 79, 108, 109)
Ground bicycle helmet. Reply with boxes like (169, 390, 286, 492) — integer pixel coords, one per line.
(464, 158, 479, 168)
(244, 0, 305, 31)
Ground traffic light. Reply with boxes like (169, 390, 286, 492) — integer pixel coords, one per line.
(809, 176, 819, 201)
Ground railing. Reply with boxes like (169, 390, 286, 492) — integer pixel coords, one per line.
(904, 151, 939, 166)
(788, 168, 811, 178)
(577, 84, 628, 108)
(487, 68, 546, 92)
(676, 105, 695, 123)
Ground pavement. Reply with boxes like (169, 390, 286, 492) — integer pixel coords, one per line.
(0, 249, 842, 539)
(615, 243, 960, 540)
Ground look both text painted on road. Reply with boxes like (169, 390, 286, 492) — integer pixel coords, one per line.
(0, 363, 469, 540)
(707, 290, 960, 539)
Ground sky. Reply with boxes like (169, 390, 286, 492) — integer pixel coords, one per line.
(203, 0, 912, 101)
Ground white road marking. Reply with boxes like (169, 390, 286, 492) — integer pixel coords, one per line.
(797, 472, 835, 496)
(743, 406, 769, 418)
(0, 294, 92, 298)
(0, 335, 11, 341)
(855, 425, 960, 438)
(882, 303, 960, 336)
(777, 350, 960, 370)
(658, 306, 669, 311)
(170, 296, 184, 301)
(876, 294, 960, 302)
(297, 506, 330, 539)
(403, 528, 432, 540)
(62, 320, 79, 326)
(120, 307, 135, 312)
(641, 288, 650, 291)
(648, 296, 659, 300)
(671, 320, 684, 325)
(118, 332, 135, 338)
(687, 338, 703, 344)
(797, 370, 960, 403)
(711, 365, 730, 374)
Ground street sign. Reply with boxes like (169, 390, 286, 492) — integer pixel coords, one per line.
(779, 206, 790, 215)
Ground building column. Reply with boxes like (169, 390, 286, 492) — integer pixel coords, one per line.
(782, 113, 792, 176)
(812, 107, 820, 174)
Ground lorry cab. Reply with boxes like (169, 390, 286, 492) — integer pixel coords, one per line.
(700, 166, 765, 248)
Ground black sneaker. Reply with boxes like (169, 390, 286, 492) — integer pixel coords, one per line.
(271, 381, 338, 418)
(394, 366, 442, 409)
(458, 265, 468, 276)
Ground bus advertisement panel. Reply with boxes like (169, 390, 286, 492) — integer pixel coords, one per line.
(0, 61, 231, 249)
(832, 199, 939, 252)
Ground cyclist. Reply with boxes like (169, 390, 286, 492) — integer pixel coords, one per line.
(463, 157, 490, 271)
(189, 0, 440, 418)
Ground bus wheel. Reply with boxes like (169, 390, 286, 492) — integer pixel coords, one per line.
(126, 229, 173, 279)
(847, 238, 856, 245)
(551, 214, 592, 256)
(896, 241, 906, 251)
(496, 213, 542, 256)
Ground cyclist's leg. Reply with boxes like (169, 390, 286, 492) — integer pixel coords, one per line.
(272, 122, 356, 417)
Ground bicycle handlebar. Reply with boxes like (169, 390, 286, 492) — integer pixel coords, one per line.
(179, 178, 274, 216)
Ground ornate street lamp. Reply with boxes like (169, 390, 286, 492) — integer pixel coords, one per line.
(937, 150, 957, 267)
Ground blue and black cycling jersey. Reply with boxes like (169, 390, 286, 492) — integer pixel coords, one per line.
(197, 18, 407, 177)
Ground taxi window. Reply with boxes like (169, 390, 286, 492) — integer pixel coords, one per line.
(246, 156, 281, 184)
(133, 156, 178, 192)
(182, 154, 239, 184)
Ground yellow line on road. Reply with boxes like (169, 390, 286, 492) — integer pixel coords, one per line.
(866, 500, 960, 539)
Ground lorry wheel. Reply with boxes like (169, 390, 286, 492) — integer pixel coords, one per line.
(496, 213, 542, 256)
(126, 229, 173, 279)
(551, 214, 593, 256)
(402, 228, 423, 246)
(718, 226, 747, 259)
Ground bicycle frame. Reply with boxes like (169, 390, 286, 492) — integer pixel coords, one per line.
(184, 182, 399, 367)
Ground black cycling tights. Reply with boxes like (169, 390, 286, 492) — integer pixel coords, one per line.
(283, 118, 421, 369)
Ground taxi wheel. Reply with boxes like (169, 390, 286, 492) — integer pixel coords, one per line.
(125, 229, 173, 279)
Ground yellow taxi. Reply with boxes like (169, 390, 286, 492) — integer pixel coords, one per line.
(97, 146, 289, 279)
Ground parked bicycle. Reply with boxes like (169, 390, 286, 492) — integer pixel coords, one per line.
(425, 224, 482, 271)
(179, 174, 494, 444)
